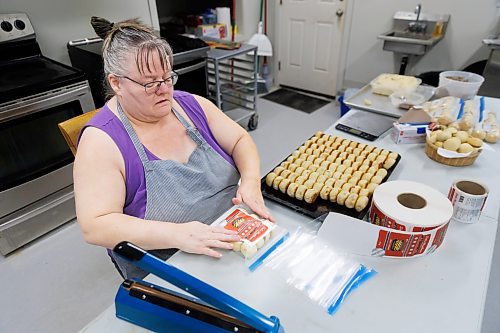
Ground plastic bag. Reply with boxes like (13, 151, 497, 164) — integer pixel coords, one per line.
(261, 217, 376, 315)
(457, 99, 480, 131)
(483, 113, 499, 142)
(454, 97, 498, 143)
(481, 110, 499, 144)
(211, 205, 289, 272)
(422, 96, 461, 125)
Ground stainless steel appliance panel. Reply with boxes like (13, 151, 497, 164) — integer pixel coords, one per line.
(0, 82, 94, 122)
(0, 185, 75, 255)
(0, 164, 74, 219)
(0, 82, 94, 217)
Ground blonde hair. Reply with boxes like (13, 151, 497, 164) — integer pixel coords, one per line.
(98, 18, 174, 97)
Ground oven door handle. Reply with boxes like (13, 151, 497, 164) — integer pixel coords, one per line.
(175, 61, 206, 75)
(0, 83, 92, 122)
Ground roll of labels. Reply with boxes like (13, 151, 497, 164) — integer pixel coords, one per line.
(448, 179, 489, 224)
(319, 180, 457, 258)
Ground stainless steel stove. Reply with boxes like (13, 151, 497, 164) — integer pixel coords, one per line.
(0, 12, 95, 255)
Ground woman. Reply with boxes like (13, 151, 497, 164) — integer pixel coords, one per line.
(74, 18, 273, 279)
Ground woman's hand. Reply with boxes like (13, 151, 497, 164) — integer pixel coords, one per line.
(232, 179, 275, 222)
(174, 221, 240, 258)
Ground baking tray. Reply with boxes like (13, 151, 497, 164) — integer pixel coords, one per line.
(261, 140, 402, 220)
(344, 84, 435, 119)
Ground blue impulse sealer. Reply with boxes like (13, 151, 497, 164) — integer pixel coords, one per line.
(113, 241, 284, 333)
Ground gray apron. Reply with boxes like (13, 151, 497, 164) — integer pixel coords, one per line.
(112, 102, 240, 279)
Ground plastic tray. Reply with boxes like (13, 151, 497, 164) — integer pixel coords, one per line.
(261, 141, 402, 220)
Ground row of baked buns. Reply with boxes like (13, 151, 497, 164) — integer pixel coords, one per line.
(264, 132, 399, 211)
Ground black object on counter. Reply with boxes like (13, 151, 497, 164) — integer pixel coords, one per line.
(67, 41, 106, 107)
(67, 34, 210, 108)
(261, 136, 402, 220)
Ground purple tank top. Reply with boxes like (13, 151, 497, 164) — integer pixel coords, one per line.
(81, 90, 236, 219)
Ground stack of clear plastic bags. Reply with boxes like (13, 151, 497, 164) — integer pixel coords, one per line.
(260, 218, 376, 315)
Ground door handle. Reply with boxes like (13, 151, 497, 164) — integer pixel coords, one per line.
(336, 9, 344, 17)
(0, 83, 90, 122)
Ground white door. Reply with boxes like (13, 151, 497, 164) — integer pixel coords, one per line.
(278, 0, 346, 96)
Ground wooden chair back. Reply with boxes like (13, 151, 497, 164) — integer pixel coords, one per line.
(58, 109, 99, 156)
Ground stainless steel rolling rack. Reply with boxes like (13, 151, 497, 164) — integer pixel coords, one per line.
(206, 44, 259, 130)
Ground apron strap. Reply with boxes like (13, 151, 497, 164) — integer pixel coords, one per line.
(116, 101, 150, 164)
(171, 107, 207, 148)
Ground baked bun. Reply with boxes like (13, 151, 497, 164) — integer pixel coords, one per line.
(265, 172, 277, 187)
(355, 195, 369, 212)
(345, 193, 359, 209)
(304, 188, 319, 204)
(336, 190, 350, 206)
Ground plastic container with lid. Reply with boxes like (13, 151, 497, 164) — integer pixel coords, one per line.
(438, 71, 484, 100)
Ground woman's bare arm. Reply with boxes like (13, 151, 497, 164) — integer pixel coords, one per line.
(195, 96, 273, 221)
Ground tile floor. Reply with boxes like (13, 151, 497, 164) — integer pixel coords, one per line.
(0, 96, 498, 333)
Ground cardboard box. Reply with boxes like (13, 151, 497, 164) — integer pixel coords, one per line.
(189, 24, 227, 39)
(391, 107, 431, 144)
(391, 122, 428, 144)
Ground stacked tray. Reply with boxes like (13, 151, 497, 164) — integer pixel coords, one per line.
(262, 132, 401, 219)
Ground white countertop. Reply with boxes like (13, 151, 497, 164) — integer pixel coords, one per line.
(79, 97, 500, 333)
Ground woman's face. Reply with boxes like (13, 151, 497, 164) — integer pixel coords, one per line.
(113, 50, 174, 121)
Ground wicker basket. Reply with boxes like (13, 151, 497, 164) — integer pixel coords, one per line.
(425, 140, 481, 166)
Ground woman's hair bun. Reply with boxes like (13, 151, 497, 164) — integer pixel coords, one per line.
(91, 16, 114, 39)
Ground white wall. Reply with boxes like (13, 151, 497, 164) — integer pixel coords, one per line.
(7, 0, 494, 93)
(235, 0, 261, 42)
(343, 0, 500, 88)
(0, 0, 155, 65)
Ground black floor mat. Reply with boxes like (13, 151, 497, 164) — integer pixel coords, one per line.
(262, 88, 330, 113)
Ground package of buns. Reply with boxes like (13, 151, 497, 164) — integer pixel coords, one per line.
(370, 73, 421, 96)
(213, 207, 275, 259)
(425, 97, 499, 145)
(481, 112, 499, 144)
(422, 96, 461, 126)
(457, 99, 480, 131)
(264, 132, 400, 213)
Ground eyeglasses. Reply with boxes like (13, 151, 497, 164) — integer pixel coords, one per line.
(120, 71, 179, 94)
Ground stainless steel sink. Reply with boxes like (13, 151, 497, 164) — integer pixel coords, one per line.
(377, 10, 450, 56)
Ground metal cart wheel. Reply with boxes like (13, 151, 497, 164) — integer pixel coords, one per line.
(247, 114, 259, 131)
